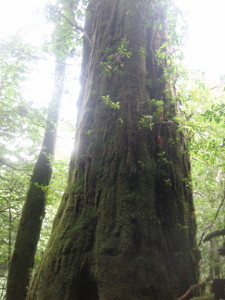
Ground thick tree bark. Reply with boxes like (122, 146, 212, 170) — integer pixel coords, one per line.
(27, 1, 199, 299)
(6, 62, 65, 300)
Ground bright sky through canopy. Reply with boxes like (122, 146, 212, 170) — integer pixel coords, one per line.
(0, 0, 225, 155)
(174, 0, 225, 81)
(0, 0, 77, 156)
(0, 0, 46, 38)
(1, 0, 225, 81)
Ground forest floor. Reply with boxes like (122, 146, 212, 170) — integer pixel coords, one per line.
(190, 294, 214, 300)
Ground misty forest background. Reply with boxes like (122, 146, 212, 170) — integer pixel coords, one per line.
(0, 0, 225, 298)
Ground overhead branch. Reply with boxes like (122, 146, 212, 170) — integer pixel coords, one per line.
(53, 7, 92, 46)
(203, 229, 225, 242)
(0, 158, 26, 172)
(198, 191, 225, 247)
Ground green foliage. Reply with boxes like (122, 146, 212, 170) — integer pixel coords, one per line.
(118, 118, 124, 124)
(100, 38, 132, 77)
(102, 95, 120, 110)
(139, 115, 154, 130)
(190, 296, 214, 300)
(139, 99, 167, 129)
(0, 0, 78, 294)
(117, 38, 132, 59)
(85, 129, 93, 135)
(139, 46, 147, 58)
(177, 70, 225, 279)
(0, 37, 45, 291)
(99, 60, 114, 78)
(149, 99, 164, 107)
(203, 103, 225, 124)
(44, 0, 86, 59)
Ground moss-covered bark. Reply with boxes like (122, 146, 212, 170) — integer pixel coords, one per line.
(6, 62, 65, 300)
(27, 1, 199, 299)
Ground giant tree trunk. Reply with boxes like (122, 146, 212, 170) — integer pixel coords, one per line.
(27, 1, 199, 299)
(6, 61, 65, 300)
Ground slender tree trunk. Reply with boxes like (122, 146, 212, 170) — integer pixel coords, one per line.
(7, 205, 12, 263)
(27, 1, 199, 299)
(214, 254, 220, 278)
(209, 240, 215, 280)
(6, 61, 65, 300)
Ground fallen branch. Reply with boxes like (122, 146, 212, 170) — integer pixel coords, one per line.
(178, 278, 209, 300)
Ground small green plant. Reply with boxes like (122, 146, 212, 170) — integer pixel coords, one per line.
(100, 38, 132, 77)
(85, 130, 93, 135)
(161, 157, 169, 163)
(99, 61, 114, 77)
(168, 137, 175, 145)
(164, 178, 172, 186)
(139, 115, 154, 130)
(117, 38, 132, 59)
(34, 182, 50, 192)
(139, 46, 147, 58)
(138, 160, 145, 168)
(177, 223, 189, 230)
(102, 95, 120, 109)
(157, 151, 166, 157)
(148, 99, 165, 120)
(157, 151, 169, 163)
(148, 99, 164, 107)
(172, 116, 181, 123)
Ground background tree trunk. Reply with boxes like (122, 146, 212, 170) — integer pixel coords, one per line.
(27, 1, 199, 299)
(6, 61, 65, 300)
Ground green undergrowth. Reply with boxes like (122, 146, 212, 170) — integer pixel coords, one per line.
(190, 294, 214, 300)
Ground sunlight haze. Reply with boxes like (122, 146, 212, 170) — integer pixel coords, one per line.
(1, 0, 224, 80)
(1, 0, 225, 155)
